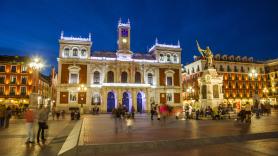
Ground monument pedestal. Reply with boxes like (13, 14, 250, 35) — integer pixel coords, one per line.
(198, 67, 223, 109)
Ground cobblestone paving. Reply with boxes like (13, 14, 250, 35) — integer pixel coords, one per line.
(81, 112, 278, 145)
(0, 116, 75, 156)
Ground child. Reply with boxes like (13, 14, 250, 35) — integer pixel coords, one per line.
(126, 115, 133, 133)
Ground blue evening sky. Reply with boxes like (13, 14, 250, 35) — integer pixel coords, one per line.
(0, 0, 278, 74)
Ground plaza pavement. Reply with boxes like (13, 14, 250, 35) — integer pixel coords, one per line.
(0, 116, 77, 156)
(75, 111, 278, 156)
(1, 112, 278, 156)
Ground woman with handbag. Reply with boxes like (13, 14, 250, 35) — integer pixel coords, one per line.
(37, 107, 49, 143)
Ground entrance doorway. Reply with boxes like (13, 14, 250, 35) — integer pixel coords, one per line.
(107, 91, 116, 112)
(137, 92, 146, 113)
(122, 92, 131, 112)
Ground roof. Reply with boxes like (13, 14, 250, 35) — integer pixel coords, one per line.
(39, 73, 51, 84)
(92, 51, 156, 60)
(91, 51, 117, 58)
(132, 53, 156, 60)
(0, 55, 30, 63)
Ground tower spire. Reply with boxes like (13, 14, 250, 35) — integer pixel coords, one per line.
(61, 30, 64, 39)
(89, 33, 91, 41)
(177, 40, 180, 46)
(155, 37, 158, 44)
(118, 18, 122, 25)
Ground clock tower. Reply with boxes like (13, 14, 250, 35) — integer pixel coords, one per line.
(117, 19, 132, 54)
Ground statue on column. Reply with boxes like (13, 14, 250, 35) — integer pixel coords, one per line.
(196, 40, 214, 68)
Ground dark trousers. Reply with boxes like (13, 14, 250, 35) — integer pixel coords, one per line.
(0, 117, 4, 127)
(37, 122, 46, 142)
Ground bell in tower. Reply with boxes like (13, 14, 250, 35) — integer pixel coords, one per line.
(117, 18, 132, 55)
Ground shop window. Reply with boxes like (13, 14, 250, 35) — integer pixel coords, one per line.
(166, 76, 173, 86)
(147, 73, 153, 85)
(93, 71, 100, 84)
(166, 93, 173, 102)
(11, 66, 16, 73)
(21, 76, 27, 84)
(121, 72, 128, 83)
(107, 71, 114, 83)
(69, 92, 77, 102)
(10, 86, 16, 96)
(10, 75, 16, 84)
(0, 76, 5, 84)
(0, 66, 5, 72)
(21, 87, 26, 95)
(135, 72, 141, 83)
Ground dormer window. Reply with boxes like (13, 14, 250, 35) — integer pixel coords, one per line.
(165, 70, 175, 86)
(64, 48, 70, 57)
(173, 54, 178, 63)
(159, 54, 164, 62)
(166, 54, 171, 62)
(72, 48, 78, 57)
(68, 66, 81, 84)
(81, 49, 86, 57)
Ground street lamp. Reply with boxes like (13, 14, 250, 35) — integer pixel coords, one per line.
(186, 86, 195, 100)
(249, 69, 259, 104)
(29, 57, 44, 108)
(248, 69, 258, 78)
(263, 87, 269, 100)
(78, 84, 87, 114)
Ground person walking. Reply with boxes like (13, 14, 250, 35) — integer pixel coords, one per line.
(131, 105, 135, 119)
(151, 106, 155, 120)
(126, 115, 134, 133)
(0, 105, 6, 128)
(245, 102, 252, 123)
(56, 111, 60, 120)
(4, 107, 12, 128)
(37, 107, 49, 143)
(24, 108, 35, 144)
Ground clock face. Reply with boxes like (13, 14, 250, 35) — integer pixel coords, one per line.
(121, 28, 128, 37)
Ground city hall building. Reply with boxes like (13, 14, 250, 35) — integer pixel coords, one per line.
(56, 20, 182, 113)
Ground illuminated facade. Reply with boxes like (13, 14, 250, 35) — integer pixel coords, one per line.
(182, 54, 270, 105)
(56, 20, 182, 113)
(265, 59, 278, 102)
(0, 56, 51, 106)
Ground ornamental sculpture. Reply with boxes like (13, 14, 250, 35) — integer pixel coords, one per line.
(196, 40, 214, 68)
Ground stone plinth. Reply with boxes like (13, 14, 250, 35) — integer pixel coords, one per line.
(198, 67, 223, 108)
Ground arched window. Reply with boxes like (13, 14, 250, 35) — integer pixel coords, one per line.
(167, 54, 171, 62)
(121, 71, 128, 83)
(147, 73, 153, 85)
(173, 54, 178, 62)
(73, 48, 78, 56)
(159, 54, 164, 62)
(64, 48, 70, 57)
(93, 71, 100, 84)
(81, 49, 86, 57)
(135, 72, 141, 83)
(107, 71, 114, 83)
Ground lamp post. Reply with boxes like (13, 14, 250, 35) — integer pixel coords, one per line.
(29, 57, 44, 108)
(249, 69, 260, 105)
(263, 87, 269, 101)
(187, 86, 195, 101)
(78, 84, 87, 114)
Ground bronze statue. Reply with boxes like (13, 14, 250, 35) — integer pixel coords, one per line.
(196, 40, 214, 68)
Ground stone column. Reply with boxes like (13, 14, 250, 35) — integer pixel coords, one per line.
(102, 88, 107, 113)
(145, 88, 150, 112)
(132, 89, 137, 111)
